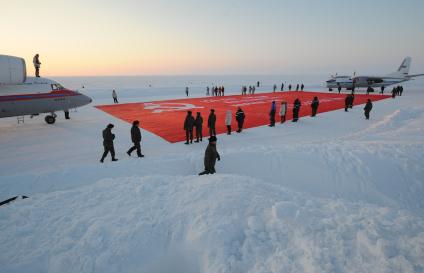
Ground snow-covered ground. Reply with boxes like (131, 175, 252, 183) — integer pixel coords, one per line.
(1, 75, 423, 273)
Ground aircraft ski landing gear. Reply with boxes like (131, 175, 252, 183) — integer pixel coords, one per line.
(44, 113, 57, 124)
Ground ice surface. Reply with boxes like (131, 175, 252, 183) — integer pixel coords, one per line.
(1, 75, 423, 273)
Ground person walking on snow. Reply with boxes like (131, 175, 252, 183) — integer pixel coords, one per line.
(364, 99, 373, 120)
(279, 101, 287, 123)
(184, 111, 195, 144)
(127, 120, 144, 158)
(269, 101, 276, 127)
(281, 83, 284, 91)
(194, 112, 203, 142)
(292, 98, 301, 122)
(273, 84, 277, 92)
(296, 84, 299, 91)
(288, 84, 292, 91)
(100, 124, 118, 163)
(33, 54, 41, 77)
(225, 110, 232, 135)
(301, 83, 304, 91)
(199, 136, 220, 175)
(235, 107, 245, 133)
(112, 89, 118, 103)
(185, 87, 189, 97)
(311, 96, 319, 117)
(208, 109, 217, 137)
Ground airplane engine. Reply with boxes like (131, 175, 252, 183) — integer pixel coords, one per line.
(0, 55, 26, 85)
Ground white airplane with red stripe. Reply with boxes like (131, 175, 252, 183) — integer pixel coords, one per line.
(0, 55, 92, 124)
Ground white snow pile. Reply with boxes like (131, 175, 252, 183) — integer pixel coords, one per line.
(1, 175, 424, 273)
(1, 76, 424, 273)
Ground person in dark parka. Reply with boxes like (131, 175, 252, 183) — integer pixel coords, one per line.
(194, 112, 203, 142)
(199, 136, 220, 175)
(344, 94, 350, 112)
(184, 111, 195, 144)
(301, 83, 304, 91)
(235, 107, 245, 132)
(127, 120, 144, 157)
(364, 99, 373, 120)
(269, 101, 276, 126)
(208, 109, 217, 137)
(311, 96, 319, 117)
(292, 98, 301, 122)
(100, 123, 118, 163)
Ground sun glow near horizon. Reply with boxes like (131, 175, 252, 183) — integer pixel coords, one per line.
(1, 0, 424, 76)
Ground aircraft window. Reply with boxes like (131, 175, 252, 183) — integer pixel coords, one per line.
(51, 84, 64, 91)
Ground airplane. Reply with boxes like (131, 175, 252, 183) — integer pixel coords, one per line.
(0, 54, 92, 124)
(326, 57, 424, 91)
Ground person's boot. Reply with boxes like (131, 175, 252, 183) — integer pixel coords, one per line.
(100, 158, 104, 163)
(184, 142, 189, 145)
(194, 139, 199, 143)
(198, 170, 210, 175)
(112, 158, 118, 162)
(127, 151, 131, 156)
(138, 154, 144, 158)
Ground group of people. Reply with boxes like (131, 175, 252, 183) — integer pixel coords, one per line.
(241, 85, 256, 95)
(206, 86, 225, 96)
(391, 86, 404, 97)
(100, 120, 144, 163)
(344, 93, 373, 119)
(274, 83, 305, 92)
(183, 108, 246, 144)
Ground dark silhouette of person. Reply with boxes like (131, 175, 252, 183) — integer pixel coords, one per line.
(235, 107, 245, 132)
(311, 97, 319, 117)
(184, 111, 195, 144)
(269, 101, 276, 127)
(208, 109, 217, 136)
(100, 124, 118, 163)
(364, 99, 373, 120)
(198, 136, 220, 175)
(292, 98, 301, 122)
(194, 112, 203, 142)
(127, 120, 144, 157)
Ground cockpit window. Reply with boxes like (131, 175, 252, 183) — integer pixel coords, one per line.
(51, 84, 64, 91)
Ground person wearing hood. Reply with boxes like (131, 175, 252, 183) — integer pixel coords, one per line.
(127, 120, 144, 158)
(279, 101, 287, 123)
(225, 110, 232, 135)
(269, 101, 276, 127)
(292, 98, 301, 122)
(184, 110, 195, 144)
(194, 112, 203, 142)
(311, 96, 319, 117)
(199, 136, 220, 175)
(364, 99, 373, 120)
(235, 107, 245, 133)
(100, 123, 118, 163)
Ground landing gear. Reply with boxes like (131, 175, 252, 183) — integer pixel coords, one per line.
(44, 113, 57, 124)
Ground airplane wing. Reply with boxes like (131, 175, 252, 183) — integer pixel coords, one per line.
(407, 74, 424, 78)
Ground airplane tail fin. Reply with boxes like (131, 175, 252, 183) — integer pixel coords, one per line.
(386, 57, 411, 78)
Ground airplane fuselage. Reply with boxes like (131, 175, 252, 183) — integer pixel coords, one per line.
(0, 77, 91, 120)
(326, 76, 407, 89)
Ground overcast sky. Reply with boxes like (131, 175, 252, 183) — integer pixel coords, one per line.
(1, 0, 423, 76)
